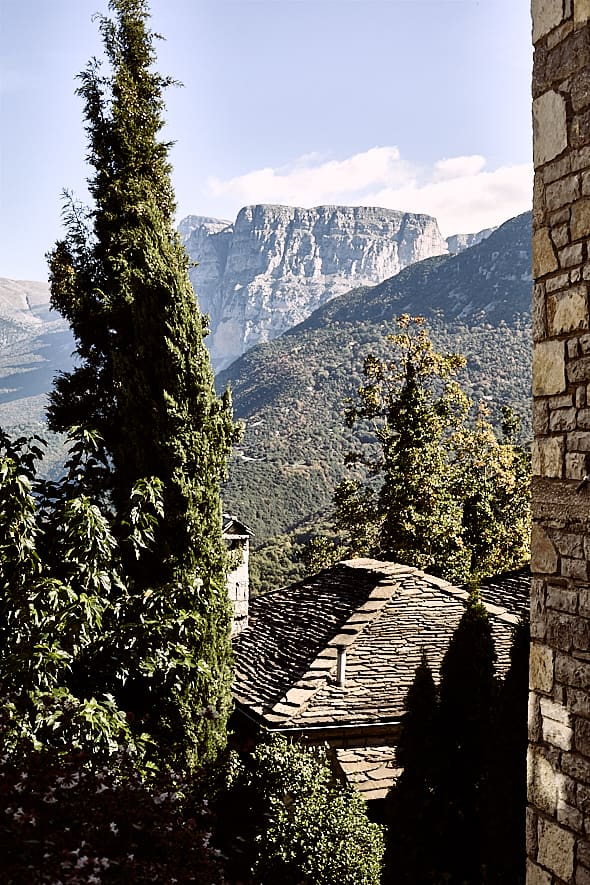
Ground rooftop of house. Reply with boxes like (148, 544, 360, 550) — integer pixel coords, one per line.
(232, 558, 530, 800)
(233, 559, 530, 734)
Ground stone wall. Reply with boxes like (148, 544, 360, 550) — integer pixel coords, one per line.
(529, 3, 590, 884)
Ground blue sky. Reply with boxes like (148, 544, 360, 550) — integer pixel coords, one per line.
(0, 0, 532, 281)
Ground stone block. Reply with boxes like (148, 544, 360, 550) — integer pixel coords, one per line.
(547, 174, 581, 212)
(548, 272, 574, 294)
(558, 771, 579, 806)
(574, 617, 590, 650)
(533, 227, 559, 277)
(568, 355, 590, 383)
(552, 222, 572, 249)
(575, 0, 590, 23)
(567, 431, 590, 450)
(544, 154, 573, 184)
(576, 385, 586, 407)
(556, 652, 590, 690)
(537, 817, 575, 881)
(529, 693, 543, 741)
(579, 585, 590, 614)
(534, 91, 568, 166)
(541, 697, 574, 749)
(562, 556, 590, 580)
(534, 286, 548, 342)
(557, 798, 584, 831)
(568, 685, 590, 717)
(526, 860, 551, 885)
(559, 242, 585, 268)
(532, 437, 564, 478)
(533, 0, 566, 41)
(550, 407, 577, 430)
(571, 338, 582, 358)
(531, 523, 559, 573)
(576, 717, 590, 755)
(530, 643, 555, 693)
(562, 750, 590, 784)
(578, 409, 590, 428)
(577, 864, 590, 885)
(548, 285, 588, 334)
(533, 339, 566, 394)
(527, 808, 539, 858)
(571, 70, 590, 114)
(533, 400, 550, 434)
(554, 531, 585, 559)
(566, 451, 589, 478)
(547, 582, 579, 612)
(572, 108, 590, 151)
(580, 842, 590, 870)
(528, 747, 558, 814)
(549, 393, 575, 408)
(547, 609, 576, 650)
(572, 198, 590, 240)
(573, 145, 590, 172)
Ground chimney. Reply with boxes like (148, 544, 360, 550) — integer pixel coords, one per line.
(336, 645, 347, 687)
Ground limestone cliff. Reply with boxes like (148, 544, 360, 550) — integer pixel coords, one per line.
(180, 205, 448, 370)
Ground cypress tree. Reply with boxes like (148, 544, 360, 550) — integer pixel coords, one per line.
(47, 0, 238, 766)
(436, 591, 497, 883)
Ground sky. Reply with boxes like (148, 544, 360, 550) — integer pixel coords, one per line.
(0, 0, 533, 282)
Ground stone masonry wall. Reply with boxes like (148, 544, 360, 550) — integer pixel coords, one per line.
(529, 3, 590, 884)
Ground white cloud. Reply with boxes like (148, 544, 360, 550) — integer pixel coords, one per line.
(205, 146, 532, 237)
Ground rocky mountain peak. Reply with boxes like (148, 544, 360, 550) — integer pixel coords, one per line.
(180, 204, 449, 370)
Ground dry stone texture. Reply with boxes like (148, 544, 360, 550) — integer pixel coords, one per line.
(529, 2, 590, 883)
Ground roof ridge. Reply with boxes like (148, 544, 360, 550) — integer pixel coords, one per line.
(264, 569, 407, 724)
(429, 575, 522, 626)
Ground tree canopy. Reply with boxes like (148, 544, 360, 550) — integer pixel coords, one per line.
(2, 0, 240, 770)
(332, 316, 530, 582)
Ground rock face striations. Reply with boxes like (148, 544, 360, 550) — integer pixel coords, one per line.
(179, 205, 448, 370)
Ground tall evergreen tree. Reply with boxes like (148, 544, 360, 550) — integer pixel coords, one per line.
(333, 316, 530, 583)
(383, 651, 439, 885)
(46, 0, 238, 766)
(335, 315, 471, 582)
(436, 591, 497, 883)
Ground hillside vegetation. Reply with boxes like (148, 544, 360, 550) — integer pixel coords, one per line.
(219, 213, 532, 573)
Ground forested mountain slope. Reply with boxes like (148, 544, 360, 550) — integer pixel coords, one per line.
(218, 212, 532, 548)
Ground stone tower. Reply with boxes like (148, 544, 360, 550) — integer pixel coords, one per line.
(528, 3, 590, 883)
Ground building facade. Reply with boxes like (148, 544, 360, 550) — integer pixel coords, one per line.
(529, 3, 590, 883)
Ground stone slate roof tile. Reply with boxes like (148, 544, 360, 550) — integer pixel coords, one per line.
(233, 559, 530, 730)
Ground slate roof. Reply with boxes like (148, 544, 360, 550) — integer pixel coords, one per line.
(335, 746, 402, 802)
(232, 559, 529, 732)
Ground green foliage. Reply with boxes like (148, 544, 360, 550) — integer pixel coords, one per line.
(214, 736, 385, 885)
(249, 531, 307, 596)
(0, 427, 227, 768)
(333, 317, 530, 582)
(455, 405, 531, 579)
(44, 0, 238, 765)
(219, 304, 531, 551)
(0, 731, 225, 883)
(301, 535, 347, 575)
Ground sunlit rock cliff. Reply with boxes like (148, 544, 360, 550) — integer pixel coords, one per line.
(179, 204, 448, 370)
